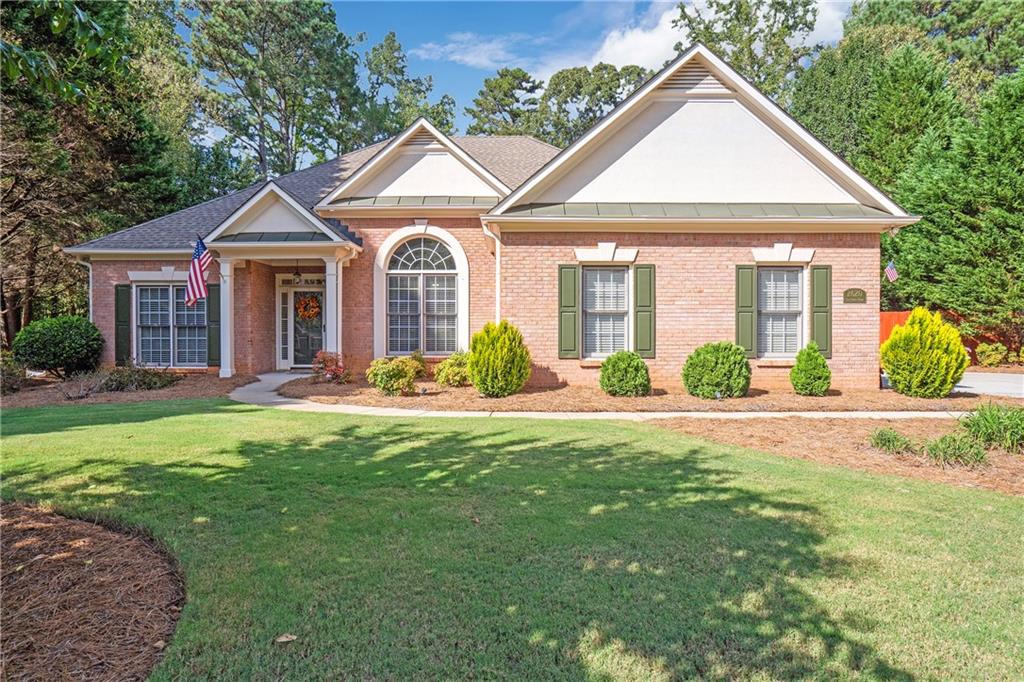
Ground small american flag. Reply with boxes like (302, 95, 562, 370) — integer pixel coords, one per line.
(884, 260, 899, 283)
(186, 235, 213, 306)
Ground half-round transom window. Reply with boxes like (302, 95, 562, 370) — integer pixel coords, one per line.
(388, 237, 456, 271)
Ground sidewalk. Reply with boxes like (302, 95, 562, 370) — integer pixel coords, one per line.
(230, 373, 970, 421)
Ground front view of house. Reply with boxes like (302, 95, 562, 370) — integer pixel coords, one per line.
(67, 45, 918, 390)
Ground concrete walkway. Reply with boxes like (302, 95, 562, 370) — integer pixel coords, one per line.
(230, 372, 971, 421)
(956, 371, 1024, 398)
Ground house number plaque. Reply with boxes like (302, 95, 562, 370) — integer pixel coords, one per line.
(843, 288, 867, 304)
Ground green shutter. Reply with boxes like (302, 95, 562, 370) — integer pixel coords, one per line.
(633, 265, 655, 358)
(114, 284, 131, 366)
(810, 265, 832, 358)
(558, 265, 580, 359)
(735, 265, 757, 357)
(206, 284, 220, 366)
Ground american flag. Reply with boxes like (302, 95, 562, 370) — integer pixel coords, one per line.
(884, 260, 899, 283)
(185, 235, 213, 306)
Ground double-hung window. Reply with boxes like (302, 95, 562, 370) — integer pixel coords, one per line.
(386, 237, 458, 355)
(582, 267, 627, 358)
(136, 285, 207, 366)
(757, 267, 802, 356)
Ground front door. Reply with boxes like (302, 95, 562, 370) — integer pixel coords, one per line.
(292, 291, 323, 366)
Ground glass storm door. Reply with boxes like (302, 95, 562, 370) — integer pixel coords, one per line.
(292, 291, 323, 366)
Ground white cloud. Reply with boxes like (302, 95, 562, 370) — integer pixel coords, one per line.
(804, 1, 851, 47)
(589, 4, 682, 71)
(410, 32, 527, 71)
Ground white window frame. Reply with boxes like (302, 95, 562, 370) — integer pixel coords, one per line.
(385, 237, 458, 356)
(756, 266, 804, 358)
(580, 265, 634, 360)
(132, 284, 208, 368)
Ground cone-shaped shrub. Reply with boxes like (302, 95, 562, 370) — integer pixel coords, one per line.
(468, 321, 531, 397)
(682, 341, 751, 399)
(881, 307, 968, 398)
(599, 351, 651, 397)
(790, 342, 831, 396)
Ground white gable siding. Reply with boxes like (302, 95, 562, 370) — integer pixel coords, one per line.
(534, 98, 858, 205)
(345, 150, 500, 198)
(221, 195, 318, 235)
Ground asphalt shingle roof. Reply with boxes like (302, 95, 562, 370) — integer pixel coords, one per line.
(70, 136, 559, 252)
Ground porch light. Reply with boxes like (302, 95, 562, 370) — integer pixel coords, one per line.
(292, 264, 302, 285)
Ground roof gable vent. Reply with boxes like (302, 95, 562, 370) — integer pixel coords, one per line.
(406, 129, 440, 148)
(659, 60, 732, 95)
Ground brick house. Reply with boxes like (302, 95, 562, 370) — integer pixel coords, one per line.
(67, 45, 918, 389)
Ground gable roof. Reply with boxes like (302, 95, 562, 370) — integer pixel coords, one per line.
(67, 134, 558, 253)
(487, 43, 911, 220)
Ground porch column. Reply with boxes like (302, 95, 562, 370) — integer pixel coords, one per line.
(218, 259, 235, 378)
(323, 257, 343, 355)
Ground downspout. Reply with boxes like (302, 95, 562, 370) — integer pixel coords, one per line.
(481, 219, 501, 323)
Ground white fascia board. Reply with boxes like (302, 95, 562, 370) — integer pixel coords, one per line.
(206, 182, 343, 243)
(489, 43, 908, 218)
(482, 215, 920, 234)
(315, 118, 511, 208)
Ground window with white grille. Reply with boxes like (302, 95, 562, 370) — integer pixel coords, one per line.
(137, 285, 207, 366)
(387, 237, 458, 355)
(583, 267, 627, 358)
(757, 268, 802, 356)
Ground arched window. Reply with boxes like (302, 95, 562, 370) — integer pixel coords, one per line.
(386, 237, 458, 355)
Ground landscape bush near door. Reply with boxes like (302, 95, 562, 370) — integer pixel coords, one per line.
(682, 342, 751, 399)
(468, 321, 531, 398)
(312, 351, 351, 384)
(12, 316, 103, 379)
(881, 308, 968, 398)
(599, 351, 651, 397)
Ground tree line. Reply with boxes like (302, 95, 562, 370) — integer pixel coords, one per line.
(2, 0, 1021, 349)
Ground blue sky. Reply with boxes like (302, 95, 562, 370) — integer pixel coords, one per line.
(336, 1, 852, 132)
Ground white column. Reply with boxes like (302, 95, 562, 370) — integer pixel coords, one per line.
(322, 257, 342, 354)
(218, 259, 235, 378)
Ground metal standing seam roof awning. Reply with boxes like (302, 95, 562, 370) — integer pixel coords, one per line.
(501, 202, 893, 218)
(330, 196, 497, 207)
(212, 232, 335, 242)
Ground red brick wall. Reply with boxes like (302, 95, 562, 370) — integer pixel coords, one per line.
(499, 232, 880, 390)
(232, 261, 277, 375)
(340, 217, 496, 373)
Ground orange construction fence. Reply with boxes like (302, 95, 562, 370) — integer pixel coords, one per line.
(879, 311, 912, 346)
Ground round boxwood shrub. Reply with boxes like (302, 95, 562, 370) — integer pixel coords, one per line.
(467, 321, 531, 398)
(789, 342, 831, 396)
(599, 351, 651, 397)
(434, 351, 470, 387)
(12, 315, 103, 378)
(881, 307, 968, 398)
(365, 357, 417, 396)
(681, 341, 751, 399)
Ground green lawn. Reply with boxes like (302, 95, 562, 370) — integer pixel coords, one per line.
(2, 400, 1022, 680)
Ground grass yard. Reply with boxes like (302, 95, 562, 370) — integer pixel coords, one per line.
(2, 400, 1023, 680)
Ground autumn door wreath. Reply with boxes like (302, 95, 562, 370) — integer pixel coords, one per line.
(295, 294, 321, 321)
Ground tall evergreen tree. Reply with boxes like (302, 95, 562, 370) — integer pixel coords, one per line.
(540, 63, 650, 147)
(464, 67, 543, 137)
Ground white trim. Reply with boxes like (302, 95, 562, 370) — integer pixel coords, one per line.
(755, 266, 804, 359)
(488, 44, 909, 218)
(373, 224, 470, 358)
(483, 216, 917, 233)
(130, 283, 210, 369)
(316, 119, 511, 209)
(750, 243, 815, 264)
(218, 260, 236, 377)
(579, 264, 634, 360)
(481, 222, 502, 323)
(574, 242, 638, 264)
(206, 182, 345, 244)
(63, 248, 192, 257)
(127, 266, 191, 282)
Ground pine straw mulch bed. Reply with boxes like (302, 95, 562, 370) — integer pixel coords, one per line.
(0, 502, 185, 681)
(657, 417, 1024, 496)
(2, 373, 256, 409)
(279, 377, 1023, 413)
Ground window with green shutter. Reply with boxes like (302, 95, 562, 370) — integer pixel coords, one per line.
(735, 265, 757, 357)
(633, 265, 655, 358)
(114, 284, 131, 366)
(810, 265, 832, 358)
(557, 265, 580, 359)
(207, 284, 221, 366)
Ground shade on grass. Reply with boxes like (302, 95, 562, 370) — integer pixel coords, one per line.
(3, 400, 1023, 680)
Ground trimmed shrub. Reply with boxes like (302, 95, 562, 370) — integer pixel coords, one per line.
(599, 351, 651, 397)
(975, 342, 1008, 367)
(681, 342, 751, 399)
(925, 432, 987, 467)
(57, 371, 108, 401)
(789, 342, 831, 396)
(101, 362, 181, 392)
(880, 308, 968, 398)
(1, 351, 25, 395)
(434, 351, 470, 387)
(365, 357, 417, 396)
(467, 321, 531, 398)
(12, 315, 103, 378)
(961, 403, 1024, 454)
(312, 351, 351, 384)
(409, 349, 427, 378)
(869, 427, 913, 455)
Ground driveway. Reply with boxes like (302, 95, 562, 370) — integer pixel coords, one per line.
(956, 371, 1024, 398)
